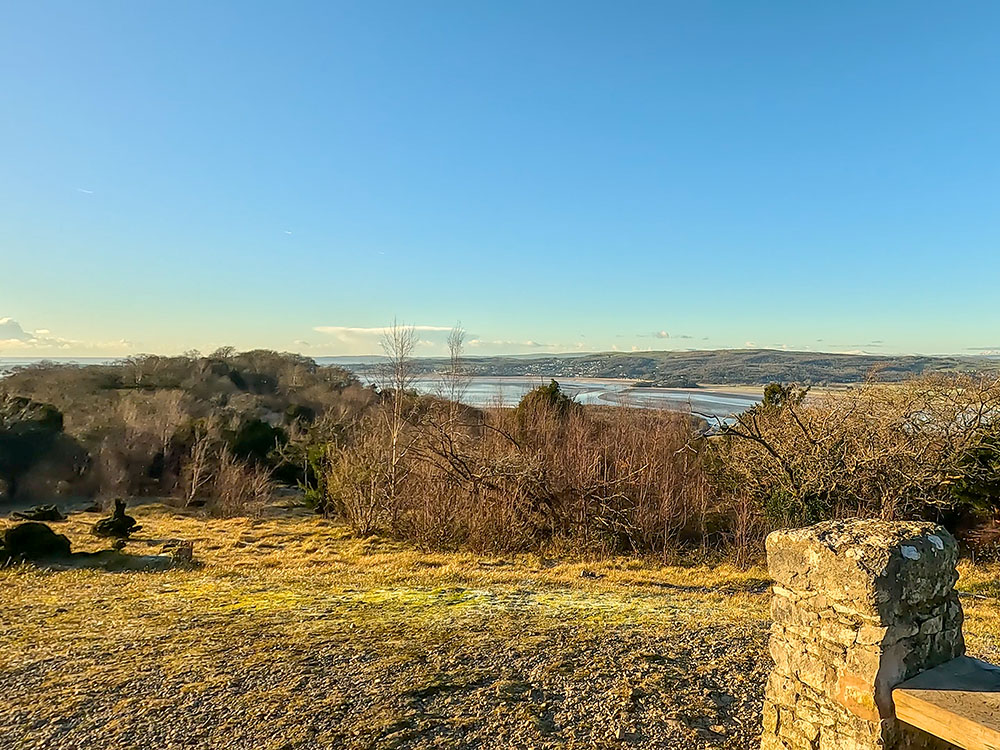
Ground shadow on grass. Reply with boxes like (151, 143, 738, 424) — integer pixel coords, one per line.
(641, 578, 771, 595)
(16, 550, 199, 573)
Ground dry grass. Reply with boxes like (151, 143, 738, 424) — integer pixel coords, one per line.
(1, 503, 997, 750)
(0, 502, 773, 651)
(954, 562, 1000, 660)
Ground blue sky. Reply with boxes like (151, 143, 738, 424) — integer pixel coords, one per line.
(1, 1, 999, 357)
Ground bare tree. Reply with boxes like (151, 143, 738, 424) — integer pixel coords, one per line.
(184, 424, 215, 506)
(376, 320, 419, 509)
(120, 354, 164, 386)
(377, 320, 418, 394)
(439, 323, 470, 419)
(210, 346, 236, 360)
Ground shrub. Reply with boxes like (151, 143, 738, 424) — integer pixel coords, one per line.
(0, 395, 66, 499)
(516, 380, 577, 419)
(211, 447, 276, 517)
(323, 439, 390, 536)
(0, 351, 366, 502)
(230, 419, 287, 464)
(715, 374, 1000, 530)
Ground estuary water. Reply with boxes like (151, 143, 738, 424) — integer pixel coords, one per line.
(404, 376, 761, 424)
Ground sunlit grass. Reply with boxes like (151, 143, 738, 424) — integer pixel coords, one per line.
(1, 504, 995, 659)
(956, 561, 1000, 659)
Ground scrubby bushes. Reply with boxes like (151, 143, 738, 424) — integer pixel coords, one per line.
(0, 395, 87, 501)
(0, 396, 65, 498)
(211, 447, 277, 517)
(716, 374, 1000, 524)
(712, 373, 1000, 558)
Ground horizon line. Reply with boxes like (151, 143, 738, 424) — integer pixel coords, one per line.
(2, 347, 1000, 361)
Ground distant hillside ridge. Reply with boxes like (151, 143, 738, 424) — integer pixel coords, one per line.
(344, 348, 999, 386)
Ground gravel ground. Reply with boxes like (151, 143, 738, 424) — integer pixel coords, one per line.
(1, 602, 768, 750)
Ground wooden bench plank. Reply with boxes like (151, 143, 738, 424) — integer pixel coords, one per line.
(892, 656, 1000, 750)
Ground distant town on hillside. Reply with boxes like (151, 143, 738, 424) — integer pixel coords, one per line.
(331, 348, 1000, 387)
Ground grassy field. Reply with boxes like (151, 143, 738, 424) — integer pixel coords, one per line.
(1, 503, 997, 750)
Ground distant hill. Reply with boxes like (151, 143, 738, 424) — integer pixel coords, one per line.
(343, 349, 999, 386)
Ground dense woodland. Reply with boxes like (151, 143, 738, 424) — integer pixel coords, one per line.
(0, 351, 371, 511)
(2, 345, 999, 563)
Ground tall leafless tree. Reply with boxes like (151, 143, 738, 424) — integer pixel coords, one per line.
(377, 320, 419, 507)
(438, 323, 469, 421)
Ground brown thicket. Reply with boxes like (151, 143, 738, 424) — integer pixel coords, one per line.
(318, 368, 1000, 562)
(318, 390, 716, 557)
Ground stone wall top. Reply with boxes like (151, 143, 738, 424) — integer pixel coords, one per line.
(765, 519, 959, 621)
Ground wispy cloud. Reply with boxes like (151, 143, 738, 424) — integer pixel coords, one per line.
(314, 325, 452, 337)
(311, 324, 454, 353)
(468, 339, 550, 348)
(635, 330, 670, 339)
(635, 330, 693, 340)
(76, 188, 94, 194)
(823, 342, 892, 354)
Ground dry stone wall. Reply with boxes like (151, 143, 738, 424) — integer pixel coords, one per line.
(761, 519, 965, 750)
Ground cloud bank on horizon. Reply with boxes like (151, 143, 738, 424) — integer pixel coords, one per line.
(0, 318, 133, 356)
